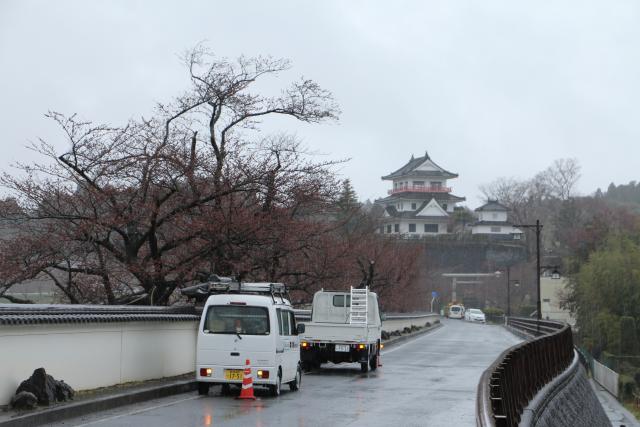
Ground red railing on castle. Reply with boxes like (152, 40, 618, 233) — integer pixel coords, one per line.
(388, 185, 451, 195)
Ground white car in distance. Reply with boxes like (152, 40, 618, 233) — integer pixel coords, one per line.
(466, 308, 486, 323)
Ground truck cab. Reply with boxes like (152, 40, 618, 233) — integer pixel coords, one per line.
(183, 278, 304, 397)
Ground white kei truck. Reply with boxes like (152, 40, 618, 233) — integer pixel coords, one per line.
(299, 287, 382, 373)
(182, 277, 304, 397)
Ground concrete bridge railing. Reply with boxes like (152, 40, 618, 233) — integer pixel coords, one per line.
(476, 317, 610, 427)
(294, 309, 439, 332)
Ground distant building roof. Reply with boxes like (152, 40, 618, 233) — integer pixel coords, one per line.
(475, 200, 509, 212)
(384, 200, 450, 220)
(381, 151, 458, 180)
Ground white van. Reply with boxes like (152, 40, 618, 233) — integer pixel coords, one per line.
(184, 279, 304, 397)
(448, 304, 464, 319)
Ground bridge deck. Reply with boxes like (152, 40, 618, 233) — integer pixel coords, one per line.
(49, 319, 521, 427)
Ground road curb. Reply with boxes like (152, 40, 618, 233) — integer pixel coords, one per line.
(0, 379, 197, 427)
(382, 321, 443, 349)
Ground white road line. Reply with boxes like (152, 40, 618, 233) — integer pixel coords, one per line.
(381, 324, 445, 355)
(70, 395, 201, 427)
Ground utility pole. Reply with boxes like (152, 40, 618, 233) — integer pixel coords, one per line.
(536, 219, 541, 322)
(514, 219, 543, 334)
(506, 266, 511, 318)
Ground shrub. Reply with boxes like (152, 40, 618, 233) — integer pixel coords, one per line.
(516, 305, 537, 317)
(620, 374, 636, 400)
(483, 307, 504, 317)
(620, 316, 640, 355)
(633, 372, 640, 389)
(425, 322, 431, 327)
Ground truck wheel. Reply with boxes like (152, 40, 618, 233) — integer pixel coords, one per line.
(360, 361, 369, 373)
(197, 382, 210, 396)
(270, 370, 282, 397)
(289, 365, 302, 391)
(369, 355, 378, 371)
(220, 383, 231, 396)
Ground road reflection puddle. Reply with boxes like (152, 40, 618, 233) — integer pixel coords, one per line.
(202, 396, 267, 424)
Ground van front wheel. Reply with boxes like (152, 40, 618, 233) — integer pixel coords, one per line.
(197, 382, 210, 396)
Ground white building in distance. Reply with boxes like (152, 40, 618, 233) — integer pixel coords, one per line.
(472, 200, 523, 239)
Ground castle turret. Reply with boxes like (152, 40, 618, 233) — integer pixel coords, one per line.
(375, 151, 465, 236)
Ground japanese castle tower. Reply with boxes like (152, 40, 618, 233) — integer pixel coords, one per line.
(376, 151, 465, 236)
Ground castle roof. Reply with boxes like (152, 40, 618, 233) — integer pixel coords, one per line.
(475, 199, 509, 212)
(383, 198, 450, 220)
(381, 151, 458, 180)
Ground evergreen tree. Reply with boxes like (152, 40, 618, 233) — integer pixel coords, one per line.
(337, 179, 359, 211)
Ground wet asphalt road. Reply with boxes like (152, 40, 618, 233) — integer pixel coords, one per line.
(51, 319, 521, 427)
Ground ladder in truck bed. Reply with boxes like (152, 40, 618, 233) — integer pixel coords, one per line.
(349, 287, 368, 324)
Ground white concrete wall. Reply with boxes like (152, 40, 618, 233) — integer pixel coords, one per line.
(472, 224, 515, 235)
(541, 277, 576, 326)
(478, 211, 507, 222)
(383, 220, 447, 236)
(0, 321, 197, 406)
(594, 359, 619, 398)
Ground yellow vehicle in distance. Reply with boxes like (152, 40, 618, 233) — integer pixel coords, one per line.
(446, 304, 465, 319)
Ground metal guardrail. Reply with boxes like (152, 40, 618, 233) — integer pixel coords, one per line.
(476, 317, 574, 427)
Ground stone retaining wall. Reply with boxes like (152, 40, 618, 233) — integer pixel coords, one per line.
(521, 352, 611, 427)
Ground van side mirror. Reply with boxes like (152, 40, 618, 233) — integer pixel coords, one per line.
(297, 323, 306, 334)
(380, 313, 387, 321)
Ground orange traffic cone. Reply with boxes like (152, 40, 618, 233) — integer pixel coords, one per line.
(237, 359, 256, 400)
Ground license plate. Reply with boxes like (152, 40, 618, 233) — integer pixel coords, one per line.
(335, 344, 350, 352)
(224, 369, 244, 380)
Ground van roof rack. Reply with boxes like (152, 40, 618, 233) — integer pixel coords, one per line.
(181, 275, 289, 303)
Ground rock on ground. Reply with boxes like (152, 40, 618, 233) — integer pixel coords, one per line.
(10, 391, 38, 410)
(14, 367, 75, 406)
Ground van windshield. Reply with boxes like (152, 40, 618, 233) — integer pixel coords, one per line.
(204, 305, 270, 335)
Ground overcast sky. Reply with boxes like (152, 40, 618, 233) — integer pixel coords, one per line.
(1, 1, 639, 208)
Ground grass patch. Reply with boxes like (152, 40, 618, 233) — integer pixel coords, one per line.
(623, 401, 640, 420)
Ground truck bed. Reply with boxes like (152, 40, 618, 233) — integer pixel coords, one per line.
(302, 322, 380, 344)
